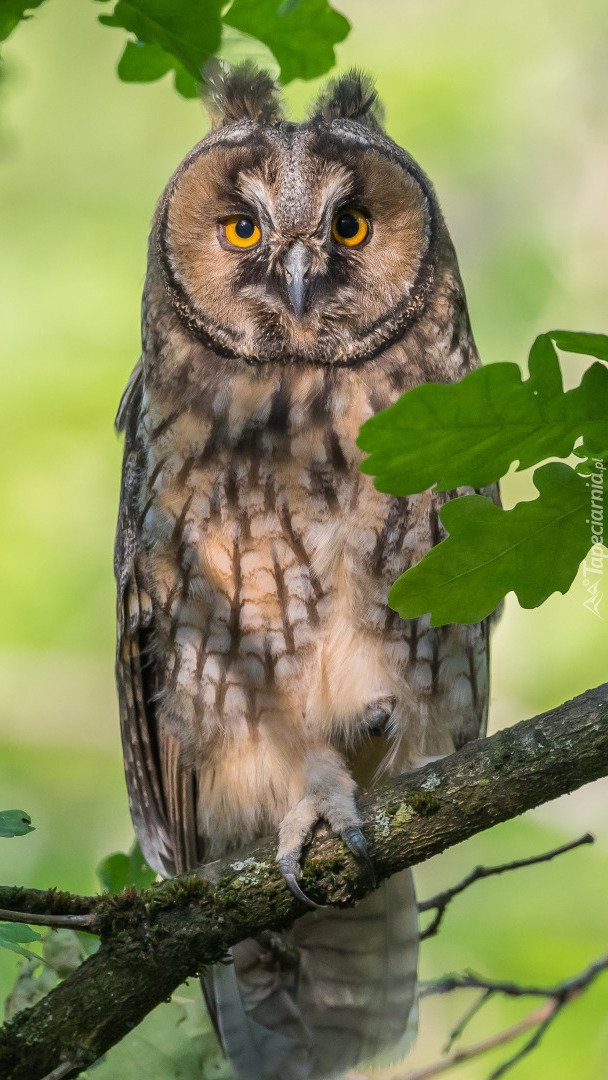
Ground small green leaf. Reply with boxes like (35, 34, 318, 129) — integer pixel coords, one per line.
(97, 840, 157, 894)
(0, 0, 48, 44)
(358, 333, 608, 494)
(225, 0, 350, 84)
(0, 809, 34, 837)
(0, 922, 42, 961)
(98, 0, 223, 86)
(388, 463, 596, 626)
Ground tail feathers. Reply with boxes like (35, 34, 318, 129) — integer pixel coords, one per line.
(204, 869, 418, 1080)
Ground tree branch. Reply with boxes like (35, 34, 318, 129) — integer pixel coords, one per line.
(0, 682, 606, 1080)
(412, 952, 608, 1080)
(418, 832, 595, 940)
(396, 1000, 559, 1080)
(0, 909, 96, 931)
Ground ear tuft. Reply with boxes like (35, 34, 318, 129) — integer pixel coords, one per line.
(203, 60, 283, 126)
(311, 70, 385, 132)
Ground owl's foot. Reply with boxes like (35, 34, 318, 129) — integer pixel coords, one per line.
(277, 852, 323, 909)
(278, 826, 374, 909)
(276, 750, 374, 908)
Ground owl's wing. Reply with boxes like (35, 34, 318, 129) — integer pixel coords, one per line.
(115, 363, 201, 877)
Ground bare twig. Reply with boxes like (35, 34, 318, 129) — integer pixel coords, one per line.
(443, 989, 493, 1052)
(418, 833, 594, 940)
(422, 952, 608, 1001)
(0, 909, 96, 932)
(413, 954, 608, 1080)
(397, 1000, 558, 1080)
(486, 1004, 565, 1080)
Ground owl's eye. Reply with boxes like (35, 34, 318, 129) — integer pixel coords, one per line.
(223, 216, 261, 249)
(331, 209, 369, 247)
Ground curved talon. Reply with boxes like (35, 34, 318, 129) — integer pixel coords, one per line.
(277, 855, 324, 910)
(284, 873, 323, 909)
(341, 826, 376, 887)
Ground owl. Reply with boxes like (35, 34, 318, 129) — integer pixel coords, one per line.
(115, 65, 496, 1080)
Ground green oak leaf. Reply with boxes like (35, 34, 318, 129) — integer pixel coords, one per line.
(225, 0, 350, 84)
(0, 922, 42, 961)
(80, 980, 231, 1079)
(388, 463, 597, 626)
(97, 840, 157, 894)
(550, 330, 608, 363)
(358, 332, 608, 495)
(0, 0, 48, 44)
(575, 454, 608, 476)
(98, 0, 223, 84)
(117, 40, 198, 98)
(0, 809, 34, 836)
(217, 24, 280, 80)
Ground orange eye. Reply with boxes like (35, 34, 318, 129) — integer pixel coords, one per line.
(331, 209, 368, 247)
(223, 215, 261, 249)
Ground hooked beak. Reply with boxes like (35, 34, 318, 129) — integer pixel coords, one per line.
(284, 241, 312, 318)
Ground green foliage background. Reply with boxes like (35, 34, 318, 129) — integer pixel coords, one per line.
(0, 1, 607, 1076)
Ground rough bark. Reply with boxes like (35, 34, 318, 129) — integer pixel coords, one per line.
(0, 682, 606, 1080)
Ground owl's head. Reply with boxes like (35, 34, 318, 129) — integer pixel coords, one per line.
(152, 65, 442, 367)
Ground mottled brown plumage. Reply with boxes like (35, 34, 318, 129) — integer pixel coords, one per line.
(115, 65, 498, 1080)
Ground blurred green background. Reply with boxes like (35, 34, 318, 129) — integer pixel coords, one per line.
(1, 0, 607, 1076)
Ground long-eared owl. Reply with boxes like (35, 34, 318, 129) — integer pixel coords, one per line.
(115, 65, 497, 1080)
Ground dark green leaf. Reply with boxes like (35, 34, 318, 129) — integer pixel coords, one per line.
(0, 0, 48, 44)
(358, 334, 608, 494)
(217, 24, 280, 78)
(527, 331, 563, 396)
(575, 452, 608, 476)
(226, 0, 350, 84)
(388, 463, 596, 626)
(97, 840, 157, 894)
(0, 809, 34, 837)
(0, 922, 42, 960)
(117, 40, 198, 97)
(98, 0, 223, 83)
(551, 330, 608, 363)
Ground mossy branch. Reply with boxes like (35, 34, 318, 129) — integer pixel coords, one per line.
(0, 682, 607, 1080)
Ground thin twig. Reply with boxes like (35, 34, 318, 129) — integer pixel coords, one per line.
(419, 833, 594, 939)
(412, 956, 608, 1080)
(443, 988, 493, 1052)
(396, 1000, 557, 1080)
(422, 952, 608, 1001)
(486, 1002, 567, 1080)
(0, 908, 96, 931)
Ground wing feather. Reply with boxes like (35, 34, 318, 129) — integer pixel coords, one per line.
(114, 364, 202, 878)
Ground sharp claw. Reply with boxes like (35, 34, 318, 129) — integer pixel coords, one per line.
(341, 826, 376, 887)
(277, 855, 324, 910)
(284, 873, 323, 909)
